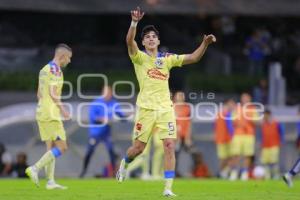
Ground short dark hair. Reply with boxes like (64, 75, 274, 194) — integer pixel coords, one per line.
(141, 25, 159, 40)
(264, 109, 271, 115)
(56, 43, 72, 52)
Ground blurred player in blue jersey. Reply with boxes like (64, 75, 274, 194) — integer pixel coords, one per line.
(283, 106, 300, 187)
(79, 85, 126, 178)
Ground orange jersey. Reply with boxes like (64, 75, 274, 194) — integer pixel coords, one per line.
(233, 105, 257, 136)
(193, 164, 210, 178)
(174, 104, 191, 138)
(214, 111, 232, 144)
(261, 120, 281, 148)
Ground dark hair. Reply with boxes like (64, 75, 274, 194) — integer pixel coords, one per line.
(141, 25, 159, 40)
(264, 109, 271, 115)
(56, 43, 72, 52)
(224, 98, 235, 104)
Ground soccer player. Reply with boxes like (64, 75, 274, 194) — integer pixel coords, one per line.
(79, 85, 126, 178)
(260, 109, 284, 179)
(229, 93, 258, 181)
(214, 99, 235, 179)
(173, 91, 192, 176)
(25, 44, 72, 189)
(283, 106, 300, 187)
(116, 7, 216, 196)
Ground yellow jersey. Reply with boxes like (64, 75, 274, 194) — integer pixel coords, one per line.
(36, 62, 63, 121)
(130, 50, 185, 110)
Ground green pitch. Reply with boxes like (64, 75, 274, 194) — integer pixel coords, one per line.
(0, 179, 299, 200)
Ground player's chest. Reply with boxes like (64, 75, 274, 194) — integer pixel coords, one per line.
(142, 57, 170, 81)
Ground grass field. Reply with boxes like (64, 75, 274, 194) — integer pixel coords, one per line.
(0, 178, 299, 200)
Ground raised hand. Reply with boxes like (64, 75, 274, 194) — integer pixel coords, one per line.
(131, 7, 144, 22)
(203, 34, 217, 45)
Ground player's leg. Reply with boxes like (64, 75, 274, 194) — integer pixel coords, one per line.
(140, 137, 151, 180)
(26, 120, 67, 188)
(283, 156, 300, 187)
(162, 138, 176, 196)
(152, 133, 164, 180)
(229, 135, 242, 181)
(270, 147, 280, 179)
(80, 135, 100, 178)
(117, 108, 154, 182)
(45, 141, 55, 182)
(117, 139, 147, 182)
(156, 109, 177, 196)
(217, 143, 231, 179)
(175, 138, 184, 177)
(45, 139, 68, 190)
(241, 135, 255, 181)
(103, 133, 118, 173)
(260, 148, 271, 179)
(126, 139, 151, 179)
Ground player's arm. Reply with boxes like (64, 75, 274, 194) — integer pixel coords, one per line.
(49, 85, 71, 120)
(182, 34, 216, 65)
(126, 7, 144, 56)
(37, 83, 42, 100)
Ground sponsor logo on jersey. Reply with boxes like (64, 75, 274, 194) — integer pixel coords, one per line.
(147, 68, 169, 80)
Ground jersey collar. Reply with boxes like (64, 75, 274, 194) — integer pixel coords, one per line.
(49, 61, 61, 70)
(143, 50, 164, 58)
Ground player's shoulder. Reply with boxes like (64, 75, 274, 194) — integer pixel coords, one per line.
(39, 63, 51, 77)
(158, 52, 175, 58)
(94, 96, 105, 103)
(48, 62, 63, 77)
(40, 63, 50, 72)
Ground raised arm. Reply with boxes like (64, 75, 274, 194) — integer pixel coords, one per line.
(126, 7, 144, 56)
(182, 34, 216, 65)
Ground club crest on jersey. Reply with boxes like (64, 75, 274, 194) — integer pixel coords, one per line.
(50, 66, 62, 77)
(155, 58, 163, 69)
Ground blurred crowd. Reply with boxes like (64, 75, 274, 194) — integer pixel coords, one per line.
(0, 143, 28, 178)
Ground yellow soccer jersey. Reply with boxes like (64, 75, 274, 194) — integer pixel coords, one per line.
(130, 50, 185, 110)
(36, 62, 64, 121)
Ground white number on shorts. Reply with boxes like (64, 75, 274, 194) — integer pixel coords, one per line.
(168, 122, 175, 135)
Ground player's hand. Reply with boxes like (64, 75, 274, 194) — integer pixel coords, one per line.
(62, 109, 71, 120)
(184, 138, 192, 147)
(131, 7, 144, 22)
(203, 34, 216, 45)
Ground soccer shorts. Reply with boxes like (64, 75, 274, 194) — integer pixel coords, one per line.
(260, 146, 279, 164)
(230, 134, 255, 156)
(216, 143, 231, 159)
(132, 107, 177, 143)
(37, 120, 66, 141)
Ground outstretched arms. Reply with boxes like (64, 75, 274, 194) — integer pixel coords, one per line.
(126, 7, 144, 56)
(182, 34, 216, 65)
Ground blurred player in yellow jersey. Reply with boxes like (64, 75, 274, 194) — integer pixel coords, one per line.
(116, 7, 216, 196)
(26, 44, 72, 189)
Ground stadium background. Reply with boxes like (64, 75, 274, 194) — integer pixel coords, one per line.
(0, 0, 299, 178)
